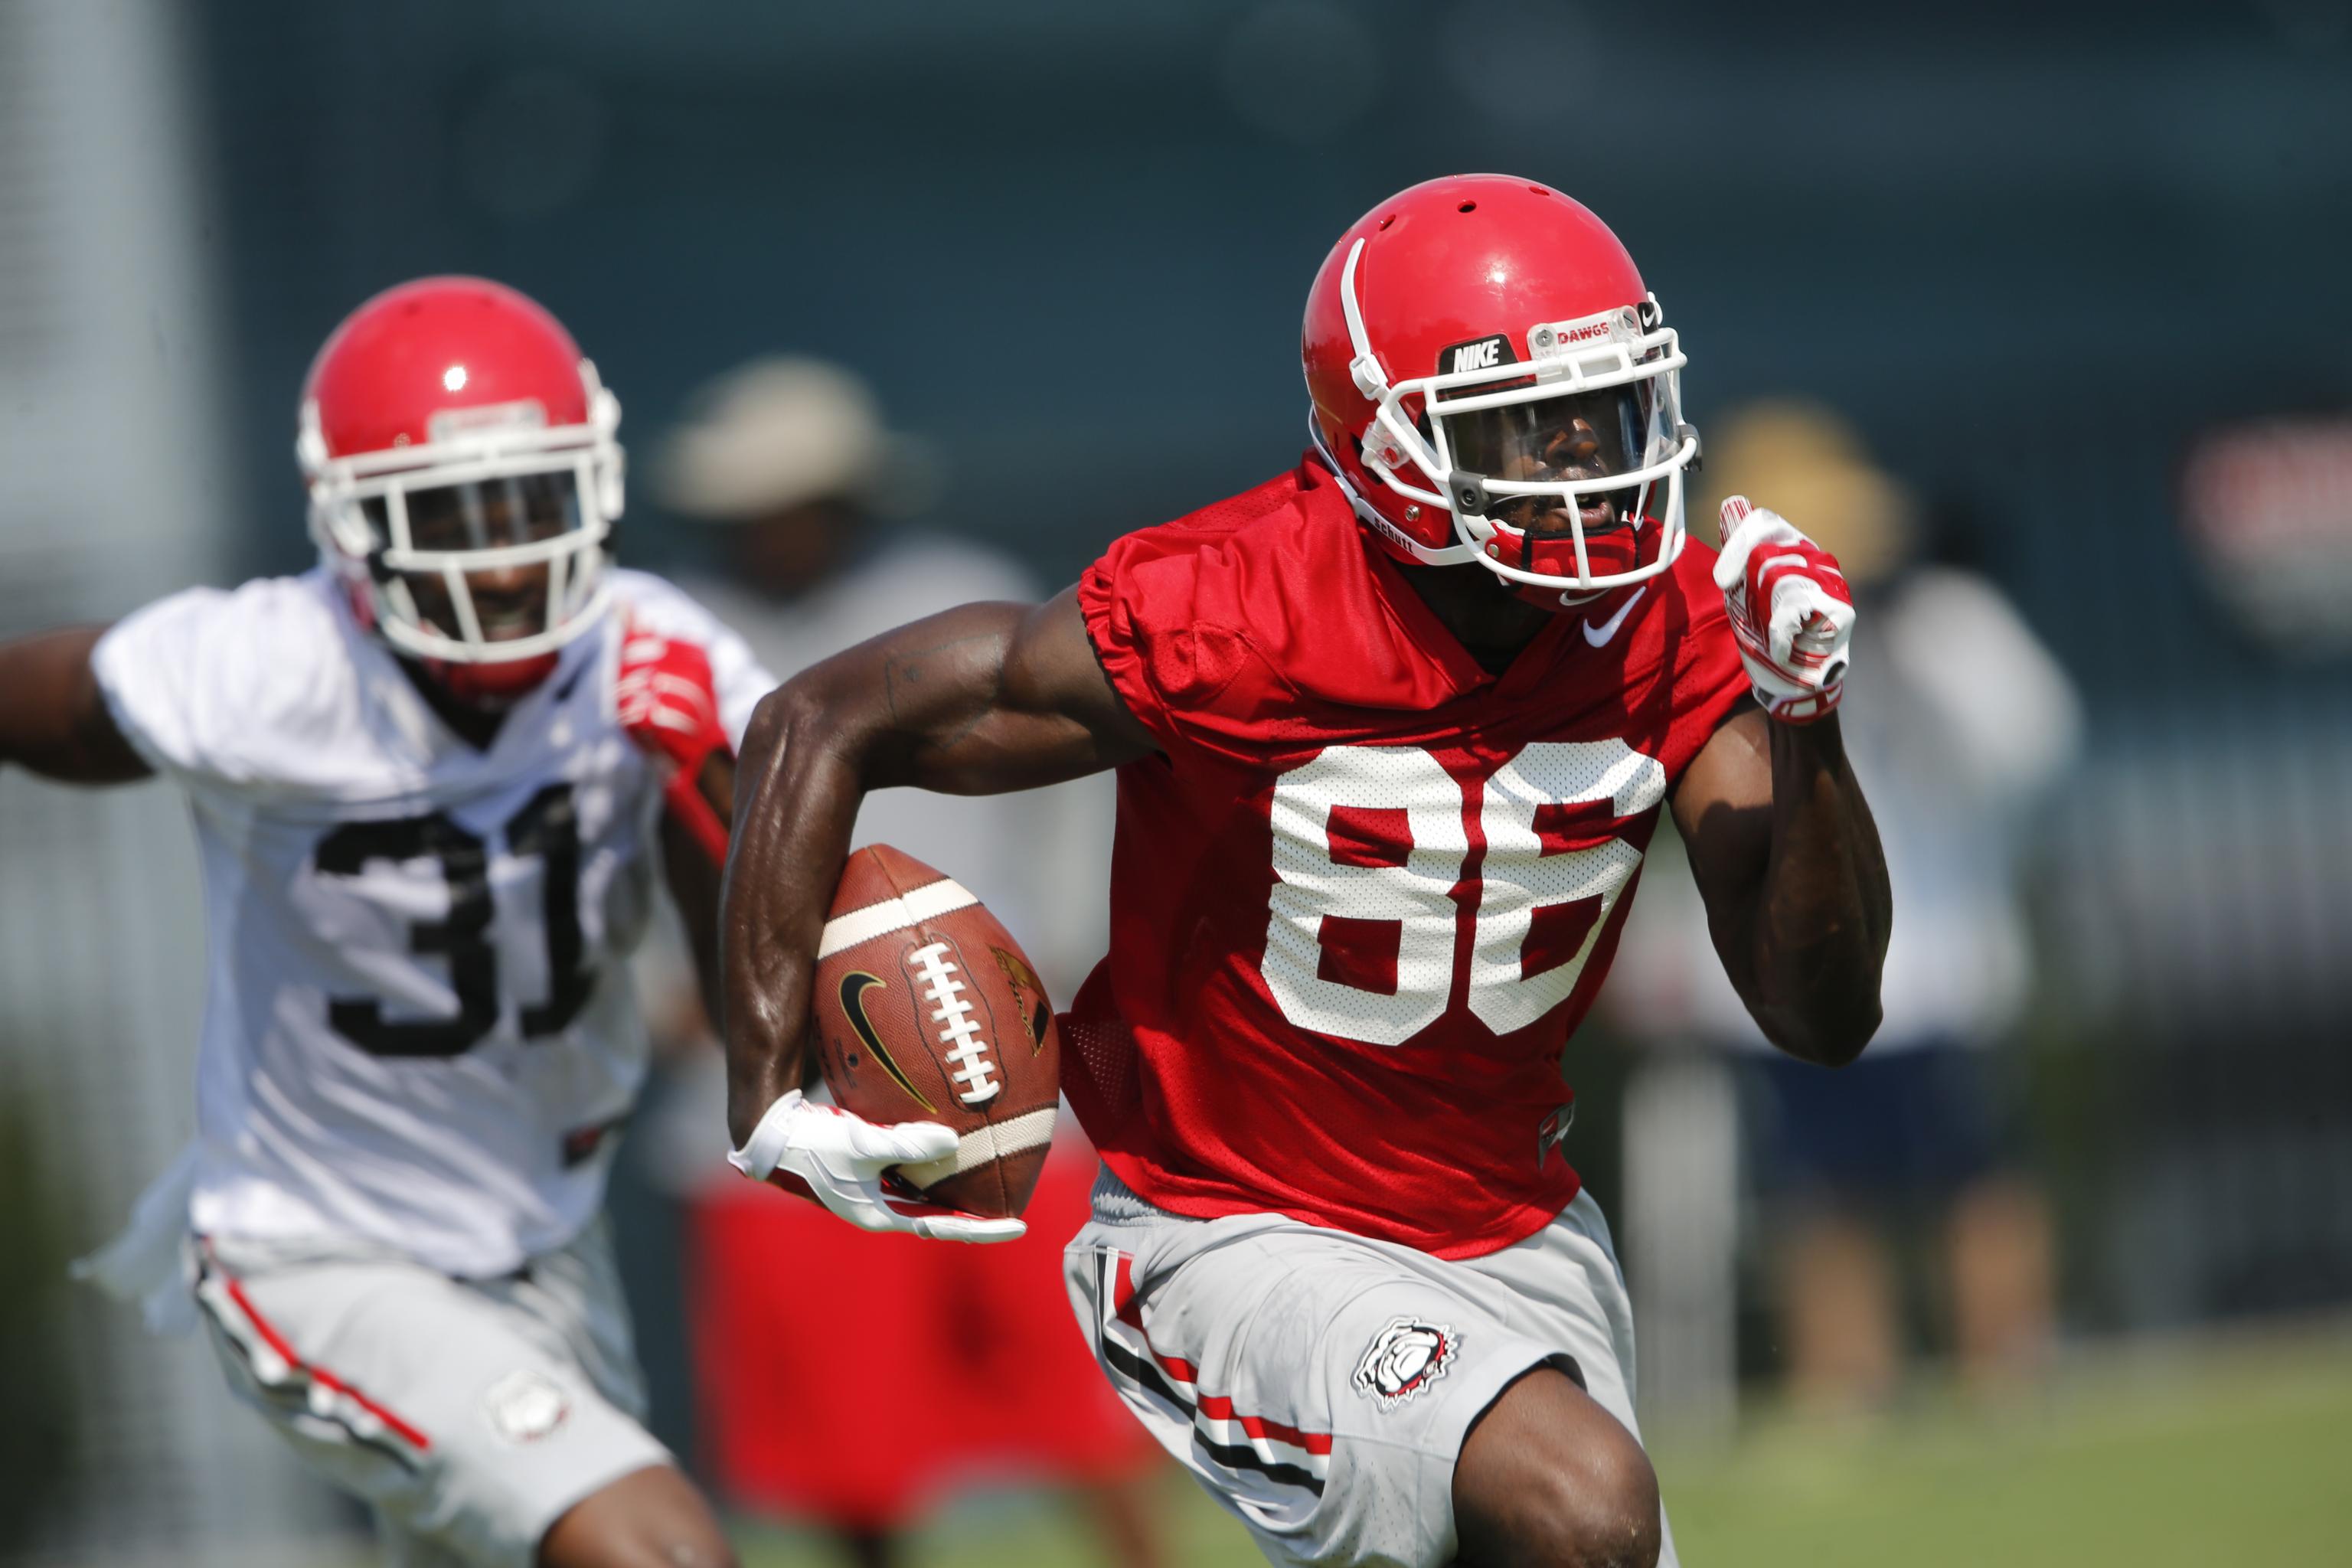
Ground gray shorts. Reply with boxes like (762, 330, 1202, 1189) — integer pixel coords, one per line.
(1064, 1169, 1678, 1568)
(192, 1218, 671, 1568)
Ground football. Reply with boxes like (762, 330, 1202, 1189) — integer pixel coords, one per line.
(808, 844, 1060, 1219)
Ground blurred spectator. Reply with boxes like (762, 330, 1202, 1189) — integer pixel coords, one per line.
(1623, 401, 2082, 1412)
(1726, 402, 2080, 1406)
(635, 358, 1156, 1568)
(648, 356, 1109, 991)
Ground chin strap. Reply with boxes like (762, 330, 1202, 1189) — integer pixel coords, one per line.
(428, 652, 561, 708)
(1308, 416, 1479, 567)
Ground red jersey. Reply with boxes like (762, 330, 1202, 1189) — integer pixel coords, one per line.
(1067, 455, 1749, 1258)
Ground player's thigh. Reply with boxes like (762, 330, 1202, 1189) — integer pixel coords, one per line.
(1068, 1212, 1568, 1568)
(1460, 1192, 1679, 1568)
(1452, 1364, 1660, 1568)
(195, 1242, 677, 1568)
(378, 1461, 736, 1568)
(538, 1462, 734, 1568)
(500, 1217, 653, 1425)
(1472, 1194, 1651, 1431)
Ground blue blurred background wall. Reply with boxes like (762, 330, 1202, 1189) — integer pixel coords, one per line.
(194, 2, 2352, 610)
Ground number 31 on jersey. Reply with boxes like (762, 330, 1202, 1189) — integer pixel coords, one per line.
(311, 783, 597, 1059)
(1262, 740, 1666, 1046)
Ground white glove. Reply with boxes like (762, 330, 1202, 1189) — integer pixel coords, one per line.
(727, 1089, 1026, 1243)
(1713, 495, 1857, 724)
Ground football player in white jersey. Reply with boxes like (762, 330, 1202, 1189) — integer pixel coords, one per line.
(0, 276, 863, 1568)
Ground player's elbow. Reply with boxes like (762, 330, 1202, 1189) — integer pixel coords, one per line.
(745, 673, 848, 773)
(1811, 1008, 1882, 1069)
(739, 685, 786, 765)
(1769, 995, 1881, 1069)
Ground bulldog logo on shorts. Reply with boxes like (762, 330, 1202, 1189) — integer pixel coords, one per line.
(1352, 1317, 1461, 1410)
(482, 1369, 570, 1445)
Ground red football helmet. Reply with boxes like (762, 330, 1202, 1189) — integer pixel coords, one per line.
(1302, 175, 1699, 606)
(299, 277, 623, 686)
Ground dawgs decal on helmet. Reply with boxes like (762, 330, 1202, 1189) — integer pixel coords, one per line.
(1352, 1317, 1462, 1410)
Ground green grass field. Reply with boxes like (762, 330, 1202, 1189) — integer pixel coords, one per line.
(1659, 1328, 2352, 1567)
(738, 1323, 2352, 1568)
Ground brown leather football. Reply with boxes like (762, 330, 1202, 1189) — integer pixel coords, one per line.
(808, 844, 1060, 1219)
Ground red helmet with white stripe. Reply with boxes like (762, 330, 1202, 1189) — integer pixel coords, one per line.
(299, 277, 622, 684)
(1302, 175, 1699, 606)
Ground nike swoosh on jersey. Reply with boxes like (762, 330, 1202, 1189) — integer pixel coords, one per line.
(838, 972, 939, 1113)
(1581, 586, 1648, 648)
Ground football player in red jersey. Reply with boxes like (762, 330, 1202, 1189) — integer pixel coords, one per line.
(720, 175, 1891, 1568)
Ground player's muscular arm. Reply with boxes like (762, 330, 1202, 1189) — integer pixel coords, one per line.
(1672, 706, 1890, 1067)
(0, 627, 150, 784)
(720, 588, 1152, 1145)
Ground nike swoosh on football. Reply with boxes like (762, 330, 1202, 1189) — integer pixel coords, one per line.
(1582, 586, 1648, 648)
(838, 972, 939, 1113)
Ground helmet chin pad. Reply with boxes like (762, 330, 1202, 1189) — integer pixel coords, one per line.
(426, 652, 560, 708)
(1488, 521, 1648, 610)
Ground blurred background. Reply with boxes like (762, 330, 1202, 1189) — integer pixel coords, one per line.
(4, 1, 2350, 1563)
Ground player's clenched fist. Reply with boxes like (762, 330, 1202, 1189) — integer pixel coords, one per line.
(727, 1089, 1027, 1243)
(616, 622, 732, 860)
(1713, 495, 1856, 724)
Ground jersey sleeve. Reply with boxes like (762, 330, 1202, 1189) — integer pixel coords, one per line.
(608, 569, 778, 749)
(1657, 540, 1759, 779)
(90, 580, 341, 789)
(1077, 528, 1282, 757)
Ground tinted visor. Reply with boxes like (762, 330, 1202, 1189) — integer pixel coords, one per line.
(1441, 384, 1657, 532)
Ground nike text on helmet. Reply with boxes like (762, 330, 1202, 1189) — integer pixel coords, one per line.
(1301, 175, 1701, 605)
(299, 276, 623, 667)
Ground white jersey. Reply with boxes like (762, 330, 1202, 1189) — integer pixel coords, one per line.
(93, 567, 773, 1276)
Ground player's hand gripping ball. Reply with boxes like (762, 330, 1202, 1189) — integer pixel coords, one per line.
(728, 845, 1060, 1242)
(725, 1089, 1027, 1243)
(1713, 495, 1857, 724)
(615, 620, 731, 861)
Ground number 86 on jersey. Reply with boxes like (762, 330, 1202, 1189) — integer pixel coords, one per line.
(1262, 738, 1667, 1047)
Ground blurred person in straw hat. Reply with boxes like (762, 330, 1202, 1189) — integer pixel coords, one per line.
(642, 354, 1111, 1016)
(632, 357, 1159, 1568)
(652, 357, 950, 655)
(1623, 399, 2081, 1410)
